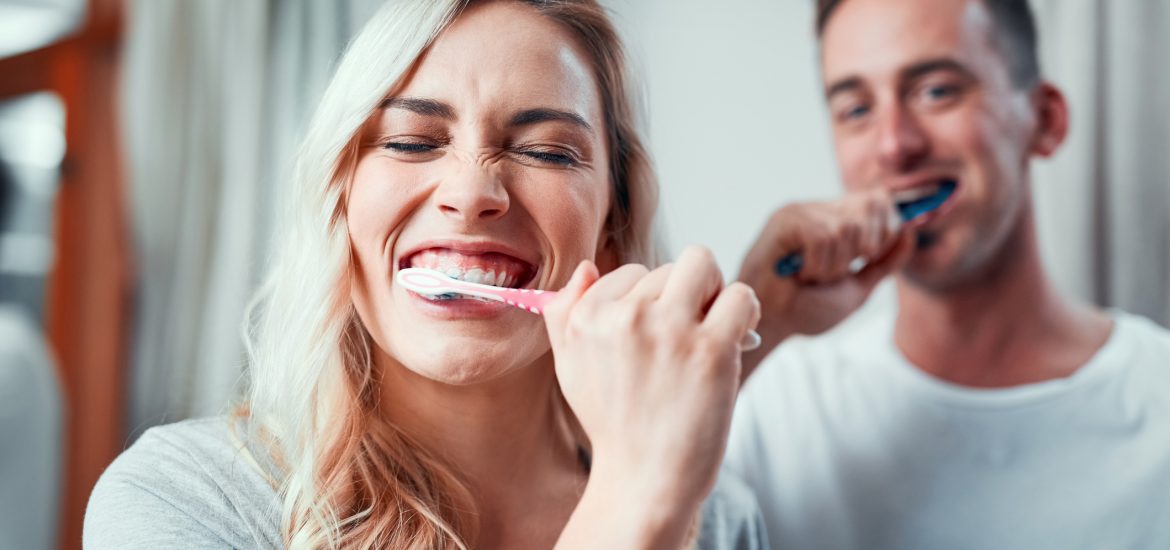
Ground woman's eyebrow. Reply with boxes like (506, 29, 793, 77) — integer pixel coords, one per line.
(380, 97, 456, 119)
(508, 108, 592, 131)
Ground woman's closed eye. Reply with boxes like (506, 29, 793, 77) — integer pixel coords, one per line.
(378, 136, 584, 168)
(512, 145, 581, 167)
(384, 142, 436, 153)
(381, 139, 441, 154)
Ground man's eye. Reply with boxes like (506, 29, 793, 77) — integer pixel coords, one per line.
(921, 84, 960, 102)
(839, 104, 871, 122)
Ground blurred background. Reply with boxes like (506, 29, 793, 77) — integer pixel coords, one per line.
(0, 0, 1166, 548)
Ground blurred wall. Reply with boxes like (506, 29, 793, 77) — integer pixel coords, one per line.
(603, 0, 839, 275)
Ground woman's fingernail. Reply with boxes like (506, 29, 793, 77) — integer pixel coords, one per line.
(741, 329, 762, 351)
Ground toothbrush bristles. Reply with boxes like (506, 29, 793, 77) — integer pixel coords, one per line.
(423, 292, 497, 302)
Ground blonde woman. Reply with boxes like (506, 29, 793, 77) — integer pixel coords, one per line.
(85, 1, 766, 548)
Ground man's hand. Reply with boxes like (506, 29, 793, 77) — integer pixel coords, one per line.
(737, 188, 916, 380)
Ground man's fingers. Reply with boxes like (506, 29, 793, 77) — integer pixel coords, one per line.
(856, 228, 915, 290)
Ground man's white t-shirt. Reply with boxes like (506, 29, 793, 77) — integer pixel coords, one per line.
(725, 310, 1170, 550)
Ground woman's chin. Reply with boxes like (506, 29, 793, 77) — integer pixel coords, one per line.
(405, 361, 518, 386)
(390, 345, 551, 387)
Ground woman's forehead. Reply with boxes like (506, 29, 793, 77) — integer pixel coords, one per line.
(393, 1, 603, 126)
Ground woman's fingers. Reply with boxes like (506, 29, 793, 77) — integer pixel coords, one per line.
(703, 282, 761, 349)
(660, 246, 724, 314)
(543, 260, 600, 345)
(579, 263, 650, 304)
(627, 263, 674, 303)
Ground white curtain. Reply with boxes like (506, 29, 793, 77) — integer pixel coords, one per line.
(1031, 0, 1170, 326)
(121, 0, 383, 437)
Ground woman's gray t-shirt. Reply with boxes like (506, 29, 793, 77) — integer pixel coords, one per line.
(84, 417, 769, 549)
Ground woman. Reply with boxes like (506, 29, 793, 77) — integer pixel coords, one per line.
(85, 1, 765, 548)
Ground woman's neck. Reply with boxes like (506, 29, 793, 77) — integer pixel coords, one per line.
(375, 351, 587, 544)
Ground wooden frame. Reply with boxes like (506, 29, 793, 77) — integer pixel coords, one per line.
(0, 1, 126, 549)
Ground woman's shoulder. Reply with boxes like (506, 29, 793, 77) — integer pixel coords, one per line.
(83, 416, 283, 549)
(697, 470, 771, 550)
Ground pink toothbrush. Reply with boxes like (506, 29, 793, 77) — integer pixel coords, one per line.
(396, 267, 762, 350)
(397, 267, 558, 314)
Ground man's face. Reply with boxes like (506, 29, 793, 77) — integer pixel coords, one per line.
(821, 0, 1044, 290)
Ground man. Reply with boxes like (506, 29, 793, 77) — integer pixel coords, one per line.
(726, 0, 1170, 548)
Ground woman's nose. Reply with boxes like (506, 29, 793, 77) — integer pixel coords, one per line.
(433, 161, 510, 222)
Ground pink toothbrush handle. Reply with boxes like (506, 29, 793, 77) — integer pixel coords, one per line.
(451, 282, 762, 351)
(397, 268, 761, 350)
(473, 284, 759, 350)
(489, 287, 559, 315)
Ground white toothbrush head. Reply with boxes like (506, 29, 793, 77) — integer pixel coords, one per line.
(396, 267, 554, 313)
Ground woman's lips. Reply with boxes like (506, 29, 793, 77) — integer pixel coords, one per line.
(394, 246, 541, 319)
(404, 286, 519, 319)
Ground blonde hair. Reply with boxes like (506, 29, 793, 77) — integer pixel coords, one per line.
(239, 1, 661, 548)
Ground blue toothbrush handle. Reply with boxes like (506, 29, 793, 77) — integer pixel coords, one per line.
(774, 253, 804, 277)
(771, 180, 955, 279)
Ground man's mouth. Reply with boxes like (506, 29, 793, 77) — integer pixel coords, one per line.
(892, 178, 958, 222)
(399, 248, 536, 290)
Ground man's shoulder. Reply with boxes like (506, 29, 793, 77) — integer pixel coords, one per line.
(1117, 310, 1170, 344)
(1113, 311, 1170, 371)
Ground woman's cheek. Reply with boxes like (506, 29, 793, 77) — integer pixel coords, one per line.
(348, 161, 423, 240)
(542, 181, 609, 258)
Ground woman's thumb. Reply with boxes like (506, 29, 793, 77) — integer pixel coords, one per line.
(543, 260, 599, 333)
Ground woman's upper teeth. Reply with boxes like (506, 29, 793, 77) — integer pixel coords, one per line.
(443, 267, 514, 287)
(407, 248, 528, 288)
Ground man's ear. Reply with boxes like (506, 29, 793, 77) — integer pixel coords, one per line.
(1030, 82, 1070, 158)
(594, 230, 621, 275)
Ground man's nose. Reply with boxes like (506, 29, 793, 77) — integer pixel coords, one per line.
(876, 103, 930, 172)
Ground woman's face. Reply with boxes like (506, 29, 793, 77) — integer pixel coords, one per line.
(348, 1, 611, 385)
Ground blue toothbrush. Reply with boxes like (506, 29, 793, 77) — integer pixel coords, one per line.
(774, 181, 956, 277)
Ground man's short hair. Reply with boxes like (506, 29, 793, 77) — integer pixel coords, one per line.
(815, 0, 1041, 89)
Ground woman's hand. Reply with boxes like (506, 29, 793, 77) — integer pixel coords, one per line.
(544, 246, 760, 549)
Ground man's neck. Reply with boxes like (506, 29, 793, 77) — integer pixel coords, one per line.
(894, 218, 1112, 388)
